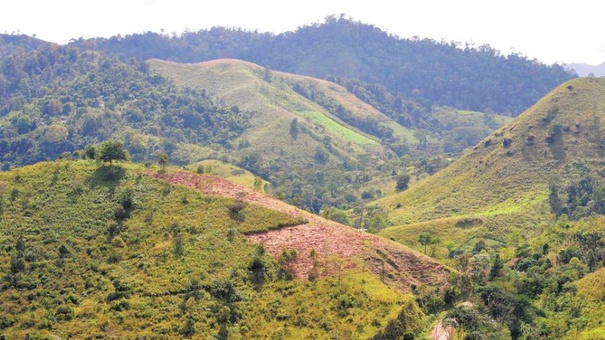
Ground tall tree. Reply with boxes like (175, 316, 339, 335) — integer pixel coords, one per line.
(158, 152, 168, 172)
(418, 232, 434, 255)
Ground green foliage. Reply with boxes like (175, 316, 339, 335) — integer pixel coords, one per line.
(0, 161, 419, 338)
(289, 118, 299, 140)
(550, 176, 605, 220)
(0, 43, 251, 167)
(323, 208, 350, 225)
(395, 173, 410, 192)
(99, 140, 129, 165)
(418, 232, 435, 255)
(158, 152, 168, 171)
(78, 17, 574, 115)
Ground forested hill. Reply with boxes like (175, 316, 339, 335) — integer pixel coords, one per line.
(0, 34, 47, 59)
(73, 16, 576, 115)
(0, 41, 248, 168)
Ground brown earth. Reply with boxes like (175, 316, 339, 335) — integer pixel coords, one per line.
(148, 171, 449, 292)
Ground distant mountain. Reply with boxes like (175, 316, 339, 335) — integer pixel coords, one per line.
(376, 77, 605, 248)
(72, 16, 576, 116)
(565, 62, 605, 77)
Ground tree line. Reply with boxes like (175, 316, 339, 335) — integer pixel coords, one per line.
(73, 16, 576, 116)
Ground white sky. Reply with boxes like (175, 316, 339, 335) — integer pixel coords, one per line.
(2, 0, 604, 65)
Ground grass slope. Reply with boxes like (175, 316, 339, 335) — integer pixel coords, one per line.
(377, 77, 605, 249)
(0, 160, 427, 338)
(185, 159, 266, 190)
(148, 58, 413, 145)
(147, 58, 409, 211)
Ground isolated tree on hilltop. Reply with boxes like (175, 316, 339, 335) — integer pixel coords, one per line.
(99, 141, 129, 166)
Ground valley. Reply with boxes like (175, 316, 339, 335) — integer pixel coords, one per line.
(2, 17, 605, 339)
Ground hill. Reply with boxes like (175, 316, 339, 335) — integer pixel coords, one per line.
(148, 58, 517, 208)
(74, 16, 576, 116)
(0, 43, 249, 168)
(377, 77, 605, 250)
(146, 58, 405, 211)
(0, 41, 399, 212)
(0, 39, 517, 212)
(0, 160, 448, 338)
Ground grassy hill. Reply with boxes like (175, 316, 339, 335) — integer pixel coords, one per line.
(377, 77, 605, 250)
(0, 160, 450, 338)
(147, 58, 410, 211)
(148, 58, 413, 144)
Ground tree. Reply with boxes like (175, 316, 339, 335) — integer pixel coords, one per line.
(429, 236, 441, 257)
(395, 174, 410, 192)
(418, 232, 434, 255)
(158, 152, 168, 172)
(253, 176, 263, 192)
(278, 248, 298, 280)
(290, 118, 299, 140)
(99, 141, 129, 165)
(489, 253, 503, 280)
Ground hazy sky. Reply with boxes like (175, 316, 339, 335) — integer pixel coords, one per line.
(2, 0, 604, 65)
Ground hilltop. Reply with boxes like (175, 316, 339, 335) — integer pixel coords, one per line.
(377, 77, 605, 249)
(0, 160, 448, 338)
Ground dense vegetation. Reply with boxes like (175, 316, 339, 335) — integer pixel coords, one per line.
(74, 16, 576, 116)
(0, 42, 249, 169)
(422, 216, 605, 339)
(372, 77, 605, 338)
(0, 160, 424, 338)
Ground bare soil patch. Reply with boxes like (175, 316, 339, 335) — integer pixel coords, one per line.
(149, 171, 449, 291)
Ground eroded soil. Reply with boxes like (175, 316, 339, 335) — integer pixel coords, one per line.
(149, 171, 449, 291)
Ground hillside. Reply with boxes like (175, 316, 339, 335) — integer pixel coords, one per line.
(0, 43, 248, 167)
(0, 160, 449, 338)
(0, 41, 398, 213)
(377, 77, 605, 248)
(147, 58, 408, 211)
(0, 38, 517, 212)
(75, 16, 576, 115)
(148, 58, 516, 209)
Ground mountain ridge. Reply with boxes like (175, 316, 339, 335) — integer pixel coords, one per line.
(70, 17, 576, 116)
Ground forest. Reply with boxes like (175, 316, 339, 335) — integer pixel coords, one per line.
(73, 16, 575, 116)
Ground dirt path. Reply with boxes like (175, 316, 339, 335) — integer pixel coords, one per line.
(149, 171, 449, 291)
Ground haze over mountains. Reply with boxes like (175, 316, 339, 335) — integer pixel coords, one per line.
(566, 62, 605, 77)
(4, 15, 605, 339)
(74, 17, 575, 116)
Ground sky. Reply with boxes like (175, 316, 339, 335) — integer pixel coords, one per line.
(2, 0, 604, 65)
